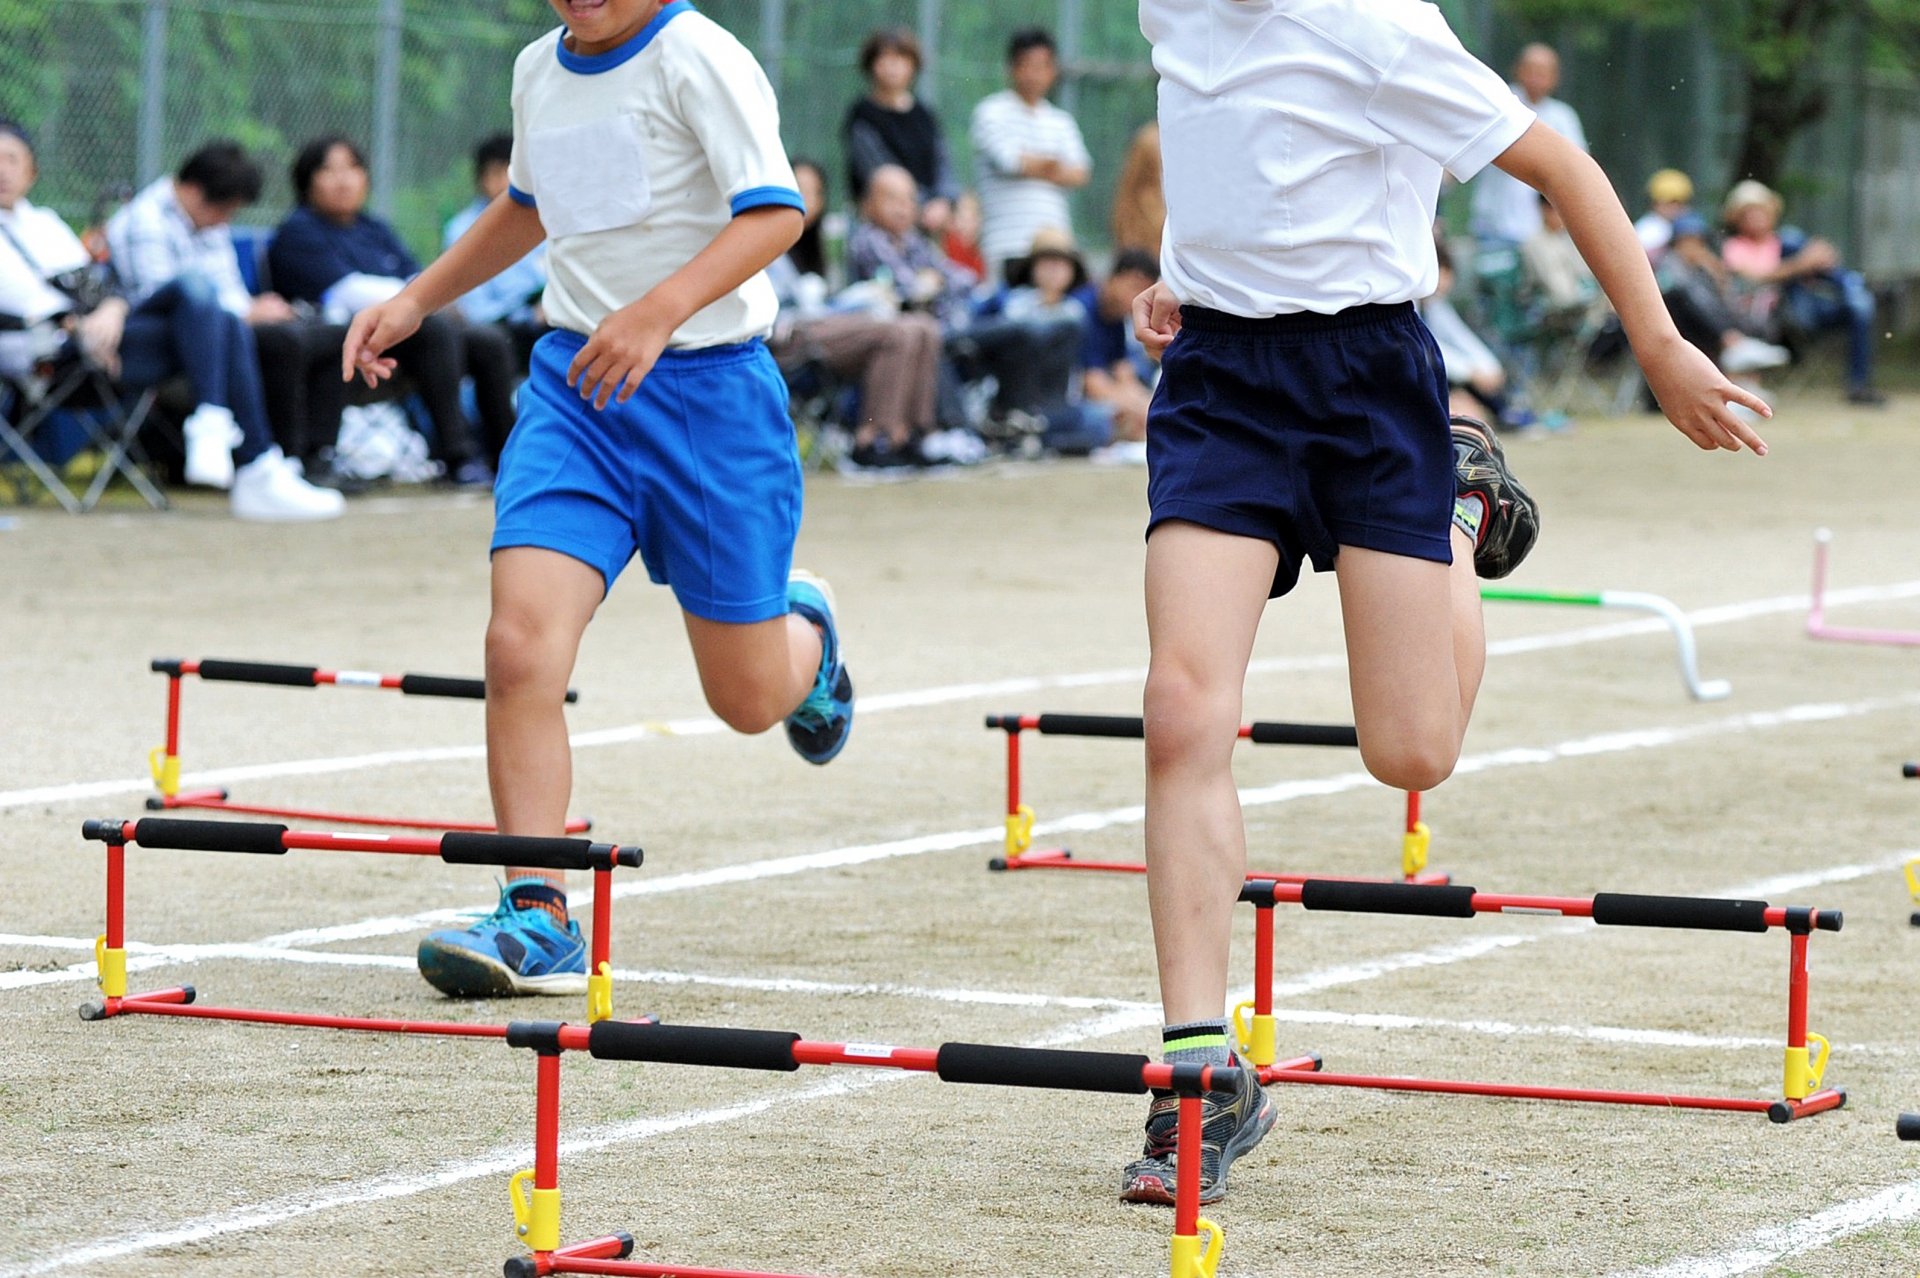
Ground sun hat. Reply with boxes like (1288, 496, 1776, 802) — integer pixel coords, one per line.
(1646, 168, 1693, 205)
(1722, 179, 1782, 224)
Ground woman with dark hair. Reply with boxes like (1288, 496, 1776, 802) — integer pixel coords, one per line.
(842, 27, 958, 235)
(269, 136, 500, 482)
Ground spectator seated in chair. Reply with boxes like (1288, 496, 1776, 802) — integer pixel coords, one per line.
(1078, 247, 1160, 466)
(769, 159, 949, 470)
(1634, 168, 1694, 263)
(1720, 179, 1883, 406)
(1419, 241, 1513, 426)
(1656, 213, 1792, 391)
(90, 137, 342, 519)
(269, 135, 500, 484)
(444, 132, 549, 465)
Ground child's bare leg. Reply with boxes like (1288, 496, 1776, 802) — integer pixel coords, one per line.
(1335, 528, 1484, 791)
(1142, 521, 1279, 1024)
(683, 611, 822, 733)
(487, 547, 603, 891)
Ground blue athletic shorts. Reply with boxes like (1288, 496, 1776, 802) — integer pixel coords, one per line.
(1145, 302, 1455, 599)
(491, 331, 802, 623)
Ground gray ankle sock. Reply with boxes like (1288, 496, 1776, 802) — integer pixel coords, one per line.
(1162, 1018, 1234, 1067)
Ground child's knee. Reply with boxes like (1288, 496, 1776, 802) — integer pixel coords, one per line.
(1360, 735, 1458, 793)
(702, 677, 786, 735)
(1143, 665, 1239, 769)
(485, 612, 565, 694)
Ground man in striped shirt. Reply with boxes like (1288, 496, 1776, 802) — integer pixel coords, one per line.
(968, 27, 1091, 279)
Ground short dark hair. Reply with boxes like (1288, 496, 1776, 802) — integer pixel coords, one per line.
(0, 118, 33, 157)
(1110, 249, 1160, 283)
(290, 135, 366, 204)
(177, 140, 262, 206)
(473, 133, 514, 180)
(859, 27, 921, 77)
(1007, 27, 1055, 64)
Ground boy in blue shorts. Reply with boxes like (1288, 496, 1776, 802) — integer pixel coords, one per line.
(342, 0, 850, 998)
(1119, 0, 1771, 1206)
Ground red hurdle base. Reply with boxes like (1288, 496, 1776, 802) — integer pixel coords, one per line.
(82, 985, 516, 1038)
(150, 787, 592, 834)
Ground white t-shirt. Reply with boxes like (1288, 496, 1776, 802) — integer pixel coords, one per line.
(0, 199, 91, 324)
(1141, 0, 1535, 317)
(1470, 91, 1586, 244)
(969, 90, 1092, 268)
(507, 2, 803, 347)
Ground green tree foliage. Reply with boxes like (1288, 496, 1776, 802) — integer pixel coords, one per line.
(1500, 0, 1920, 186)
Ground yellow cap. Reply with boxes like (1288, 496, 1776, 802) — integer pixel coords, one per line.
(1646, 169, 1693, 205)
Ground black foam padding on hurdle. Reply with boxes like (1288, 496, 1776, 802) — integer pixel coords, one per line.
(1248, 721, 1359, 748)
(1904, 763, 1918, 778)
(195, 659, 319, 688)
(81, 819, 129, 844)
(1299, 879, 1477, 918)
(397, 673, 487, 700)
(587, 1021, 800, 1072)
(1898, 1113, 1920, 1141)
(936, 1043, 1150, 1094)
(439, 833, 599, 871)
(131, 818, 289, 855)
(1034, 713, 1145, 739)
(1590, 892, 1769, 933)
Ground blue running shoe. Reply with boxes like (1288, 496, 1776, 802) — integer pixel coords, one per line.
(784, 569, 854, 765)
(416, 878, 586, 998)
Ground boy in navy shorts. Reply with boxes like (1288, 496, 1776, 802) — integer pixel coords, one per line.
(342, 0, 850, 998)
(1120, 0, 1770, 1206)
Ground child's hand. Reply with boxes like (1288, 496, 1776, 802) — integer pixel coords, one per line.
(1132, 281, 1183, 355)
(570, 297, 675, 411)
(1639, 334, 1771, 455)
(341, 295, 424, 387)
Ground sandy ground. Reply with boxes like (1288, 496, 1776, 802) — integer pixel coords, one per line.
(3, 396, 1920, 1277)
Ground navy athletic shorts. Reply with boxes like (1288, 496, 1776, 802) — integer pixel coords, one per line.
(1145, 301, 1455, 599)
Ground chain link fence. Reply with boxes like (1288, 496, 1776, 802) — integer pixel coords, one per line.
(3, 0, 1914, 280)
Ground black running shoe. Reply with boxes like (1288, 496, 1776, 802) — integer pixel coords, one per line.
(1120, 1065, 1276, 1205)
(1451, 415, 1539, 579)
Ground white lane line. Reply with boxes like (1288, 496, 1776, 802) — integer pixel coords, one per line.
(1609, 1179, 1920, 1277)
(250, 688, 1920, 950)
(9, 578, 1917, 813)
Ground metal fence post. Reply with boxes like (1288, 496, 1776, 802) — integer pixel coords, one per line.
(918, 0, 942, 105)
(759, 0, 786, 94)
(1057, 0, 1083, 115)
(137, 0, 170, 187)
(371, 0, 403, 220)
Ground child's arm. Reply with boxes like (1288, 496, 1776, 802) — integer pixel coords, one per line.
(1493, 123, 1768, 455)
(567, 205, 803, 411)
(340, 195, 545, 385)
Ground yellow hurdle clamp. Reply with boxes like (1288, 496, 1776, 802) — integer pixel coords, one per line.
(1004, 803, 1035, 860)
(1783, 1034, 1830, 1101)
(1401, 820, 1431, 880)
(587, 961, 614, 1024)
(1170, 1219, 1223, 1278)
(1231, 1001, 1277, 1070)
(94, 935, 126, 999)
(148, 747, 181, 799)
(509, 1169, 560, 1252)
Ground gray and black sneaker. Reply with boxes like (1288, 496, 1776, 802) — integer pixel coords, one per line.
(1120, 1065, 1276, 1205)
(1450, 415, 1539, 579)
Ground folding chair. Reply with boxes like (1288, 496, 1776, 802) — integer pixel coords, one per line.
(1, 329, 167, 512)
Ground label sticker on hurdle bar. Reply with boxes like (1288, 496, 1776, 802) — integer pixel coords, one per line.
(1499, 906, 1565, 916)
(334, 671, 384, 687)
(842, 1043, 899, 1059)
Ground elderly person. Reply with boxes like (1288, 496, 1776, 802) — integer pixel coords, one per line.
(1471, 44, 1588, 248)
(1721, 180, 1882, 405)
(269, 135, 501, 482)
(842, 27, 958, 235)
(845, 164, 977, 327)
(771, 160, 946, 470)
(969, 27, 1091, 279)
(82, 138, 341, 518)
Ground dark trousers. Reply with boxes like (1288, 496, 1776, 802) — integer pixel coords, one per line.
(951, 315, 1082, 417)
(254, 318, 348, 463)
(460, 319, 521, 466)
(392, 312, 479, 467)
(118, 274, 271, 465)
(1784, 271, 1876, 390)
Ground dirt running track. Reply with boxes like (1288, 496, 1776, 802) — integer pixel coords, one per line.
(3, 398, 1919, 1277)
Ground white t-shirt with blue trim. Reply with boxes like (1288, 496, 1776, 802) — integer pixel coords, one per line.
(507, 2, 803, 346)
(1142, 0, 1535, 317)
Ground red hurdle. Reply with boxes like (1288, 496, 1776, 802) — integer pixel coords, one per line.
(984, 712, 1442, 883)
(79, 817, 642, 1037)
(500, 1019, 1275, 1278)
(1231, 877, 1846, 1122)
(146, 657, 591, 832)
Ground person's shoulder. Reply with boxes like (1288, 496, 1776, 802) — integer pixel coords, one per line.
(512, 26, 564, 79)
(972, 88, 1017, 117)
(1287, 0, 1460, 69)
(660, 7, 752, 66)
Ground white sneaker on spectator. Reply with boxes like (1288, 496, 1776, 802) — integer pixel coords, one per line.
(230, 447, 346, 522)
(1720, 336, 1791, 374)
(1091, 439, 1149, 467)
(182, 404, 242, 490)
